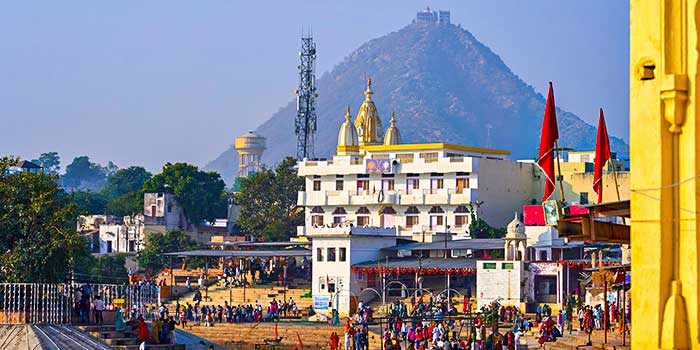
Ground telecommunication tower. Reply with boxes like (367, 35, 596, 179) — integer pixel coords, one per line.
(294, 33, 318, 160)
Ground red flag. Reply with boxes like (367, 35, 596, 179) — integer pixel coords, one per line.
(593, 108, 612, 203)
(296, 332, 305, 350)
(537, 82, 559, 202)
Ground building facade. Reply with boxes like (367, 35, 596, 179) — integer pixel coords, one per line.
(298, 79, 540, 240)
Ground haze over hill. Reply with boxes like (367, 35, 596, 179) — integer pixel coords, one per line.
(206, 15, 628, 185)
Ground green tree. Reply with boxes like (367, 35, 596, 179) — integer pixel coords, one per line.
(71, 190, 107, 214)
(74, 253, 129, 284)
(469, 210, 506, 239)
(105, 191, 144, 217)
(0, 156, 88, 282)
(31, 152, 61, 174)
(142, 163, 226, 224)
(137, 229, 204, 272)
(60, 156, 108, 190)
(237, 156, 303, 240)
(101, 166, 152, 200)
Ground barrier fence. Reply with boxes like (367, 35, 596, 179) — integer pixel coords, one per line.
(0, 283, 160, 325)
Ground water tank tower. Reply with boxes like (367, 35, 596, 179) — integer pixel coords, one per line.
(234, 132, 266, 177)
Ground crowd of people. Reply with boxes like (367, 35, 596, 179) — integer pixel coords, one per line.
(171, 296, 300, 327)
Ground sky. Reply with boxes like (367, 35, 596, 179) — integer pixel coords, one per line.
(0, 1, 629, 173)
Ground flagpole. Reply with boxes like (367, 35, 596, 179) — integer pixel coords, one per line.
(608, 158, 625, 225)
(554, 140, 566, 202)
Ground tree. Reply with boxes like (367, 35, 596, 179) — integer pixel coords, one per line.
(142, 163, 226, 224)
(137, 229, 204, 272)
(71, 190, 107, 214)
(237, 156, 304, 240)
(60, 156, 108, 191)
(469, 210, 506, 239)
(105, 191, 143, 217)
(74, 253, 129, 284)
(31, 152, 60, 174)
(101, 166, 152, 200)
(0, 156, 88, 282)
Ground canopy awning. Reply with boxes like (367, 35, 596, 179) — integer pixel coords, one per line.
(163, 249, 311, 258)
(352, 258, 477, 275)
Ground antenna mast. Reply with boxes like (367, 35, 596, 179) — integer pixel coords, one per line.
(295, 32, 317, 160)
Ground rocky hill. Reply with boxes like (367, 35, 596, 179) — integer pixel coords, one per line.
(206, 18, 628, 184)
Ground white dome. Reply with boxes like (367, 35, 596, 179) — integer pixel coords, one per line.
(506, 212, 526, 239)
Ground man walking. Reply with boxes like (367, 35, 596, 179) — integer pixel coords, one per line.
(93, 296, 105, 325)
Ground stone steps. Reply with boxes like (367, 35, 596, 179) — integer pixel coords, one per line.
(183, 323, 344, 349)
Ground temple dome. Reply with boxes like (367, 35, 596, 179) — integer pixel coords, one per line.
(337, 106, 359, 155)
(384, 111, 401, 145)
(506, 212, 526, 239)
(354, 78, 383, 145)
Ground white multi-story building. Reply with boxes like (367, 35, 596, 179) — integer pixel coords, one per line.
(297, 79, 539, 241)
(298, 79, 542, 314)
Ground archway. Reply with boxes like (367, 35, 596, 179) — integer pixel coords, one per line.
(386, 280, 409, 298)
(358, 287, 382, 304)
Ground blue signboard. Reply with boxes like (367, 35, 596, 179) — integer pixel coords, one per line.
(313, 296, 330, 310)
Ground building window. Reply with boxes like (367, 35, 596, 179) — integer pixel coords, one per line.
(381, 179, 395, 191)
(327, 248, 336, 262)
(380, 207, 396, 229)
(456, 177, 469, 194)
(397, 153, 414, 164)
(333, 207, 347, 225)
(339, 247, 347, 262)
(316, 248, 324, 262)
(311, 207, 324, 226)
(328, 282, 336, 293)
(313, 178, 321, 191)
(336, 180, 344, 191)
(455, 205, 470, 227)
(167, 203, 173, 213)
(406, 176, 420, 194)
(419, 152, 439, 163)
(106, 241, 113, 253)
(405, 206, 420, 228)
(430, 177, 444, 194)
(357, 179, 369, 194)
(319, 277, 326, 291)
(580, 192, 589, 205)
(429, 206, 445, 229)
(356, 207, 370, 227)
(483, 262, 497, 269)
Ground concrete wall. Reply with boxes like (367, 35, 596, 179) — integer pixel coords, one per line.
(476, 159, 539, 228)
(476, 260, 528, 308)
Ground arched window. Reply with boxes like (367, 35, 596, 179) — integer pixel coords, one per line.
(405, 206, 420, 228)
(380, 207, 396, 229)
(332, 207, 347, 226)
(429, 206, 445, 229)
(311, 207, 324, 227)
(356, 207, 370, 227)
(380, 207, 396, 215)
(455, 205, 470, 227)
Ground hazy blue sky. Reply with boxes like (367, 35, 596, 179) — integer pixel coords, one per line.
(0, 1, 629, 172)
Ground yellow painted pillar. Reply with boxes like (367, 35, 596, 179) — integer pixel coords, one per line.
(630, 0, 699, 348)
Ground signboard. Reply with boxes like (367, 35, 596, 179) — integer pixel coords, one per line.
(365, 159, 392, 174)
(530, 262, 558, 276)
(313, 296, 330, 311)
(542, 200, 562, 226)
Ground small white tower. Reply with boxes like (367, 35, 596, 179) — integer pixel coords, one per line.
(504, 212, 527, 261)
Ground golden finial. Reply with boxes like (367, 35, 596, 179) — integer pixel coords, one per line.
(345, 105, 351, 120)
(390, 111, 396, 125)
(364, 78, 373, 98)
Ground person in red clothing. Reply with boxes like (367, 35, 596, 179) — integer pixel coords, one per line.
(137, 316, 150, 341)
(330, 332, 339, 350)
